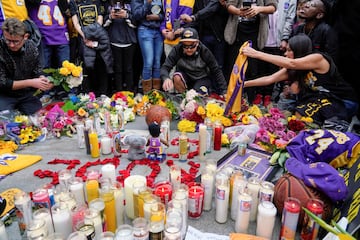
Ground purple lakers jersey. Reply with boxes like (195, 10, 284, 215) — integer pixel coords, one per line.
(28, 0, 69, 45)
(286, 129, 360, 168)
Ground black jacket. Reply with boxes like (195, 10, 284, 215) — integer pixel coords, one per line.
(82, 23, 114, 73)
(160, 42, 227, 94)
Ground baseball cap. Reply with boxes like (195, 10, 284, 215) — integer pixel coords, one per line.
(180, 28, 199, 42)
(285, 157, 348, 202)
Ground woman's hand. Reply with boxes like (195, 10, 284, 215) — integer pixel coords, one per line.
(241, 46, 259, 58)
(162, 78, 174, 92)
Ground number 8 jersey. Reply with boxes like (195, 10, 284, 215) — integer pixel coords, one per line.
(28, 0, 69, 45)
(286, 129, 360, 168)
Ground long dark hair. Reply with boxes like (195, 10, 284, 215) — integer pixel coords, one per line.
(287, 34, 313, 93)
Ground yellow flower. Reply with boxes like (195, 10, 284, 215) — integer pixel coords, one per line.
(77, 107, 87, 117)
(14, 115, 28, 123)
(158, 101, 166, 107)
(242, 115, 250, 125)
(220, 116, 233, 127)
(245, 105, 263, 119)
(177, 119, 196, 132)
(196, 106, 206, 116)
(59, 67, 71, 76)
(71, 66, 82, 77)
(221, 133, 229, 146)
(62, 60, 71, 68)
(287, 115, 297, 122)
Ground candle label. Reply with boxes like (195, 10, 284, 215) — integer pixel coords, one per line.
(216, 187, 226, 200)
(112, 132, 122, 156)
(188, 197, 203, 215)
(239, 199, 251, 212)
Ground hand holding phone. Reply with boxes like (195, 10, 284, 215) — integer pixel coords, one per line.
(173, 19, 181, 31)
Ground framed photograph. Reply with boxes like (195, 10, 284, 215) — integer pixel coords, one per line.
(216, 146, 276, 181)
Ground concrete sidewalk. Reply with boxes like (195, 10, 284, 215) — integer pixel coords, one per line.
(1, 116, 282, 239)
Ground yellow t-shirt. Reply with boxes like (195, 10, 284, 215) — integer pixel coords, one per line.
(1, 0, 28, 21)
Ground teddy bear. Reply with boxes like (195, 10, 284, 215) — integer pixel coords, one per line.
(123, 134, 147, 161)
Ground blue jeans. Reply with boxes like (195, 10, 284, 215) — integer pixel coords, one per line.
(42, 43, 70, 68)
(137, 26, 163, 80)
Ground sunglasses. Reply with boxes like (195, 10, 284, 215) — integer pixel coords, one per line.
(182, 43, 197, 49)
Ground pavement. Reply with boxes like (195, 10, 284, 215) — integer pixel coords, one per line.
(0, 116, 283, 239)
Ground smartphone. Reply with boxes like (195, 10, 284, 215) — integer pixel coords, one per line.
(173, 19, 181, 31)
(92, 41, 99, 48)
(242, 0, 252, 9)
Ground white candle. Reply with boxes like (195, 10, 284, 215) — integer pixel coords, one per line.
(0, 221, 8, 240)
(124, 175, 147, 219)
(101, 136, 112, 155)
(14, 191, 33, 235)
(111, 182, 125, 226)
(58, 169, 72, 190)
(169, 165, 181, 190)
(256, 201, 277, 238)
(247, 176, 261, 221)
(33, 208, 54, 236)
(84, 208, 103, 238)
(215, 182, 230, 223)
(201, 171, 214, 211)
(51, 204, 72, 239)
(230, 176, 247, 220)
(101, 164, 116, 184)
(234, 192, 252, 233)
(198, 124, 207, 161)
(69, 177, 85, 205)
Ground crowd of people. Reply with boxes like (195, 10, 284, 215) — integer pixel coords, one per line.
(0, 0, 359, 126)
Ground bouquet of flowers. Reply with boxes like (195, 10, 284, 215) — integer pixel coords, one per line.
(42, 60, 83, 92)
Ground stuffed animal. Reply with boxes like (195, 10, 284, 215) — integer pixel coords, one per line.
(123, 134, 147, 161)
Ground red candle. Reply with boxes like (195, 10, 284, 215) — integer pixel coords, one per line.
(153, 181, 172, 206)
(300, 199, 324, 240)
(213, 121, 222, 151)
(280, 197, 301, 240)
(187, 182, 204, 219)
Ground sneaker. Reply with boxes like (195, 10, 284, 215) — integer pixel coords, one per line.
(252, 94, 263, 105)
(263, 95, 272, 107)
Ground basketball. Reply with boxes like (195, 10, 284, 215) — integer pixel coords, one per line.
(274, 173, 333, 228)
(145, 105, 172, 126)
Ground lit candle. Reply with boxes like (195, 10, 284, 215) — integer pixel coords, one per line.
(213, 121, 222, 151)
(280, 197, 301, 240)
(124, 175, 147, 219)
(187, 182, 204, 219)
(215, 174, 230, 223)
(101, 164, 116, 183)
(51, 203, 72, 239)
(153, 181, 173, 206)
(169, 165, 181, 190)
(101, 136, 112, 155)
(89, 130, 100, 158)
(69, 177, 85, 205)
(201, 169, 215, 211)
(0, 220, 9, 240)
(256, 201, 277, 238)
(247, 176, 261, 221)
(198, 124, 207, 160)
(300, 199, 324, 240)
(33, 208, 54, 236)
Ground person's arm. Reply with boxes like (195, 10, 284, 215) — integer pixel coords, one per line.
(244, 68, 288, 88)
(227, 2, 276, 19)
(242, 46, 327, 72)
(161, 46, 180, 91)
(12, 77, 53, 91)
